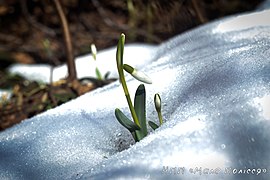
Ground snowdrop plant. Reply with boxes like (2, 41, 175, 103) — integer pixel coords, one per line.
(115, 33, 163, 142)
(90, 44, 110, 80)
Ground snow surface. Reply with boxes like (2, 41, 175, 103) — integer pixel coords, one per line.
(1, 9, 270, 180)
(8, 44, 157, 83)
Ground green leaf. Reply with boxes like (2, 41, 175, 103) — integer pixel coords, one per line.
(134, 84, 147, 138)
(95, 67, 102, 80)
(148, 121, 159, 130)
(115, 108, 140, 132)
(104, 72, 110, 80)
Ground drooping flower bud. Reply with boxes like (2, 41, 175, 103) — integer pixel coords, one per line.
(123, 64, 152, 84)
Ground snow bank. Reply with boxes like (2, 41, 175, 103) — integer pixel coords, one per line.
(1, 9, 270, 180)
(8, 44, 157, 83)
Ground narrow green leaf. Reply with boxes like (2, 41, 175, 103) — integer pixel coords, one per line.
(148, 121, 159, 130)
(115, 108, 140, 132)
(134, 84, 147, 138)
(104, 72, 110, 80)
(95, 67, 102, 80)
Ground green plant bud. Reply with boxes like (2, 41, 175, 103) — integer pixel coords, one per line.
(123, 64, 152, 84)
(91, 44, 97, 60)
(123, 64, 134, 74)
(154, 93, 161, 112)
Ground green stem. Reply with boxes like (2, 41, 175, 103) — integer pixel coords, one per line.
(117, 34, 140, 127)
(120, 70, 140, 127)
(125, 91, 140, 127)
(158, 111, 163, 125)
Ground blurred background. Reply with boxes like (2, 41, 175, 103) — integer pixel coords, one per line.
(0, 0, 263, 68)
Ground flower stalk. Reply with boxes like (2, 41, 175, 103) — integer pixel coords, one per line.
(116, 33, 140, 127)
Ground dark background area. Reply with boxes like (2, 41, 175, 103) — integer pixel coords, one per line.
(0, 0, 263, 68)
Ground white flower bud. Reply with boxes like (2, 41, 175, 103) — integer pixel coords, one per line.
(123, 64, 152, 84)
(91, 44, 97, 60)
(154, 93, 161, 112)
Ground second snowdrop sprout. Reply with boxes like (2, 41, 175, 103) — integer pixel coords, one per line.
(90, 43, 103, 80)
(90, 44, 97, 60)
(114, 33, 164, 142)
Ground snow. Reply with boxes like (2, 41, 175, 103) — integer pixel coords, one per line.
(1, 9, 270, 180)
(213, 10, 270, 33)
(8, 44, 157, 83)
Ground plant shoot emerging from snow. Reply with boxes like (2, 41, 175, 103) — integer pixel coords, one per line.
(90, 44, 110, 80)
(115, 33, 164, 142)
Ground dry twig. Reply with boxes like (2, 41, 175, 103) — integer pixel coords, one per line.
(52, 0, 77, 81)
